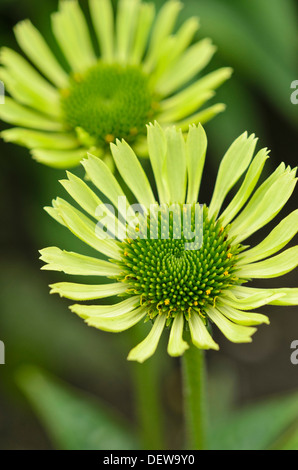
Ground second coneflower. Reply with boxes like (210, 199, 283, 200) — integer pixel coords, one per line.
(0, 0, 231, 168)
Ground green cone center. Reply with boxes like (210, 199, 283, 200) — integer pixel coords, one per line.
(118, 206, 242, 323)
(61, 62, 155, 146)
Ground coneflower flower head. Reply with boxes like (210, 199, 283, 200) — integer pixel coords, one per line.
(0, 0, 231, 168)
(40, 122, 298, 362)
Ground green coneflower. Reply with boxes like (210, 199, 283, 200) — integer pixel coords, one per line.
(40, 122, 298, 362)
(0, 0, 231, 169)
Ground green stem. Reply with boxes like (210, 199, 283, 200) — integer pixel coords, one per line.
(129, 324, 164, 450)
(182, 344, 208, 450)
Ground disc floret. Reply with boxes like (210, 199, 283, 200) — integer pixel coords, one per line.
(118, 206, 242, 325)
(61, 62, 155, 146)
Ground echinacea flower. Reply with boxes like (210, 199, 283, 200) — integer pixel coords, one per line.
(0, 0, 231, 169)
(40, 122, 298, 362)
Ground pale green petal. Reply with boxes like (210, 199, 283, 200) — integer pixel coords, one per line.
(208, 133, 257, 219)
(230, 167, 297, 243)
(116, 0, 140, 63)
(0, 97, 63, 131)
(60, 171, 102, 218)
(217, 303, 269, 326)
(164, 126, 187, 203)
(155, 39, 216, 96)
(110, 139, 156, 207)
(268, 289, 298, 306)
(160, 68, 233, 113)
(82, 154, 127, 219)
(60, 172, 126, 237)
(175, 104, 226, 131)
(130, 3, 155, 64)
(144, 0, 182, 72)
(186, 124, 207, 203)
(207, 306, 257, 343)
(70, 296, 139, 318)
(226, 285, 298, 306)
(219, 148, 269, 226)
(0, 48, 60, 116)
(150, 17, 199, 85)
(53, 198, 122, 260)
(128, 314, 166, 363)
(220, 291, 285, 310)
(44, 204, 66, 227)
(39, 247, 121, 276)
(1, 128, 78, 150)
(81, 306, 147, 332)
(31, 148, 85, 169)
(147, 122, 169, 203)
(14, 19, 68, 88)
(158, 90, 215, 124)
(49, 281, 127, 300)
(237, 246, 298, 279)
(188, 313, 219, 350)
(239, 210, 298, 264)
(52, 0, 96, 72)
(167, 313, 189, 357)
(89, 0, 114, 62)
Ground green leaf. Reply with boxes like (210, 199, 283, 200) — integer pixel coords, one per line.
(16, 365, 138, 450)
(209, 391, 298, 450)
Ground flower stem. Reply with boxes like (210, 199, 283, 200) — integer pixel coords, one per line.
(182, 344, 208, 450)
(129, 325, 164, 450)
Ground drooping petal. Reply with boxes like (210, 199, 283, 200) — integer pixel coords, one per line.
(14, 19, 68, 88)
(110, 139, 156, 207)
(231, 286, 298, 307)
(188, 313, 219, 350)
(89, 0, 114, 62)
(239, 210, 298, 264)
(208, 132, 257, 219)
(220, 291, 285, 310)
(268, 289, 298, 306)
(70, 296, 140, 319)
(186, 124, 207, 203)
(206, 306, 257, 343)
(216, 302, 269, 326)
(39, 247, 121, 276)
(127, 314, 166, 363)
(49, 281, 127, 300)
(237, 246, 298, 279)
(167, 313, 189, 356)
(84, 306, 147, 332)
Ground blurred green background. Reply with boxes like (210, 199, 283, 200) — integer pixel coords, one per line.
(0, 0, 297, 450)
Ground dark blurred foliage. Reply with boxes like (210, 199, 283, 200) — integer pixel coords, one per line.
(0, 0, 297, 449)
